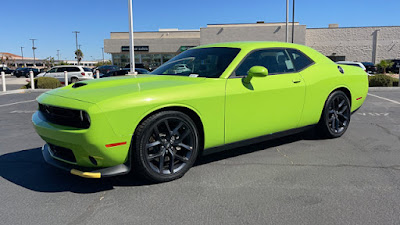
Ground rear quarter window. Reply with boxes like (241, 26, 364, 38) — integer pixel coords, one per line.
(286, 49, 314, 71)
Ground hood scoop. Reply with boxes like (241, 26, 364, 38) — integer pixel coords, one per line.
(72, 82, 87, 88)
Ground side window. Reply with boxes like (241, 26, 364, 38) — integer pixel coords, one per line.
(286, 49, 313, 71)
(56, 67, 67, 72)
(235, 49, 295, 76)
(47, 68, 56, 73)
(66, 67, 80, 72)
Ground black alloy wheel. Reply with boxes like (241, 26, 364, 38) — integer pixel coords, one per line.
(133, 111, 199, 182)
(319, 91, 351, 138)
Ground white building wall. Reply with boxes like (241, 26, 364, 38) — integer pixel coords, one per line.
(306, 26, 400, 63)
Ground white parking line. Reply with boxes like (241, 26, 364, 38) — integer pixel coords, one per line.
(367, 93, 400, 105)
(9, 110, 36, 113)
(0, 99, 36, 108)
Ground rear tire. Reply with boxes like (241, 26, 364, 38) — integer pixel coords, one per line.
(71, 77, 79, 83)
(132, 111, 200, 183)
(317, 90, 351, 138)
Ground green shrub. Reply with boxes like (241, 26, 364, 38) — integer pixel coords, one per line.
(368, 74, 394, 87)
(392, 77, 399, 87)
(22, 77, 63, 89)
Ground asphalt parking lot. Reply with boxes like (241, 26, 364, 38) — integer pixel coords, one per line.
(1, 88, 399, 225)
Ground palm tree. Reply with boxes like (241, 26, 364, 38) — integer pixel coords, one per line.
(0, 55, 10, 67)
(378, 60, 394, 74)
(74, 49, 84, 65)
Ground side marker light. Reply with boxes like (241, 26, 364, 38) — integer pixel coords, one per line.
(105, 142, 127, 148)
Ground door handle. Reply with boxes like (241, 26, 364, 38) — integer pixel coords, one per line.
(292, 79, 301, 83)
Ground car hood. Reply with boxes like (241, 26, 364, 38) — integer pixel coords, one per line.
(42, 75, 208, 104)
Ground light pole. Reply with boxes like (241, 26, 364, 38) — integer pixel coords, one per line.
(72, 31, 80, 50)
(128, 0, 136, 74)
(30, 39, 37, 67)
(101, 47, 104, 63)
(286, 0, 289, 42)
(20, 47, 24, 67)
(73, 31, 80, 65)
(57, 50, 60, 61)
(291, 0, 295, 43)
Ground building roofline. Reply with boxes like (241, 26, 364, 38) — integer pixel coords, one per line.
(110, 30, 200, 33)
(207, 22, 299, 25)
(307, 25, 400, 29)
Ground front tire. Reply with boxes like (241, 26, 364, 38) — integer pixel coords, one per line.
(318, 90, 351, 138)
(133, 111, 200, 182)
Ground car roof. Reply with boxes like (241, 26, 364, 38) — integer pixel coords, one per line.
(194, 41, 313, 51)
(52, 65, 83, 68)
(193, 41, 333, 64)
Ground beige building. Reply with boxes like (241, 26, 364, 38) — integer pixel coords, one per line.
(306, 25, 400, 63)
(104, 22, 400, 68)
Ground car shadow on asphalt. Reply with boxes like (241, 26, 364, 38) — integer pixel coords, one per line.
(0, 128, 321, 194)
(196, 128, 322, 166)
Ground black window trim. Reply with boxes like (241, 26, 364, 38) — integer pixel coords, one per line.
(229, 47, 315, 78)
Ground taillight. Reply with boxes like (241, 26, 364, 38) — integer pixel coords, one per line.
(81, 72, 85, 76)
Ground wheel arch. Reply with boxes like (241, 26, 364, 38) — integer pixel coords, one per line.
(332, 86, 352, 107)
(133, 105, 205, 151)
(317, 86, 352, 123)
(70, 76, 79, 81)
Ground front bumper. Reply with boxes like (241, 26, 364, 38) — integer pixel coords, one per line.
(42, 144, 130, 178)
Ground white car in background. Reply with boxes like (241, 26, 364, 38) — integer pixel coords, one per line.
(173, 64, 191, 74)
(37, 65, 93, 83)
(336, 61, 368, 74)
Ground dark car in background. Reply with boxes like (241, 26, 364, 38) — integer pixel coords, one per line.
(0, 67, 14, 75)
(14, 68, 40, 78)
(96, 65, 120, 75)
(361, 62, 377, 74)
(100, 68, 149, 78)
(124, 63, 145, 69)
(387, 59, 400, 73)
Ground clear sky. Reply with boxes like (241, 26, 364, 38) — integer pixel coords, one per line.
(1, 0, 399, 61)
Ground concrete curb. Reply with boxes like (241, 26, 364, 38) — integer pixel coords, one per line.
(0, 89, 51, 96)
(369, 87, 400, 91)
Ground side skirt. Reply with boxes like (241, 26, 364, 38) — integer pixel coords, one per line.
(202, 125, 315, 156)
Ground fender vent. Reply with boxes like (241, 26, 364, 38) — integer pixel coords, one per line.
(72, 82, 87, 88)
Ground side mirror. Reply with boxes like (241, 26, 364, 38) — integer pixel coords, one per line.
(243, 66, 268, 83)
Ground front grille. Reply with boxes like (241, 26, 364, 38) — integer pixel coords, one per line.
(39, 103, 90, 129)
(48, 144, 76, 163)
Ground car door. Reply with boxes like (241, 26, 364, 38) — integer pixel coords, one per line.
(55, 67, 67, 80)
(44, 68, 57, 78)
(225, 48, 306, 144)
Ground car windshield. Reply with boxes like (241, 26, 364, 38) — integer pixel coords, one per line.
(150, 47, 240, 78)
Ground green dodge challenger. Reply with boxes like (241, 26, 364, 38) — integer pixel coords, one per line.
(32, 42, 368, 182)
